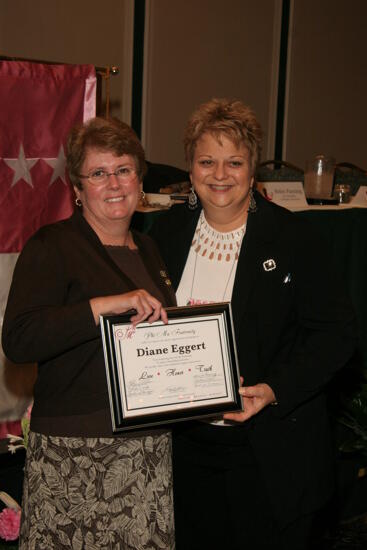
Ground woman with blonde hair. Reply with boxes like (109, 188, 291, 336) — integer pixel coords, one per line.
(151, 98, 356, 550)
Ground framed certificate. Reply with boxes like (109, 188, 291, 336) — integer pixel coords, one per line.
(100, 303, 242, 431)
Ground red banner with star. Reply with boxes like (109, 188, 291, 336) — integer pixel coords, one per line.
(0, 60, 96, 252)
(0, 60, 96, 425)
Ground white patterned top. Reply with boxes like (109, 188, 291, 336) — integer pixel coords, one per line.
(176, 210, 246, 307)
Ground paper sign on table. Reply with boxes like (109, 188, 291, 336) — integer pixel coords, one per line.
(257, 181, 308, 210)
(349, 186, 367, 208)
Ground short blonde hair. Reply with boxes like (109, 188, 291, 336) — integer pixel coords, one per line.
(184, 98, 263, 174)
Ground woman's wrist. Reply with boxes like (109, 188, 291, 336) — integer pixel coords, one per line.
(89, 296, 113, 325)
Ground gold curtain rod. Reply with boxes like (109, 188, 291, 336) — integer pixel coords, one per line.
(0, 54, 119, 76)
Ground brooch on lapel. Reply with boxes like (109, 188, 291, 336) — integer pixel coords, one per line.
(263, 259, 276, 272)
(160, 270, 172, 286)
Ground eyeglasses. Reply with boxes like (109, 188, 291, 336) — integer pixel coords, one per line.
(78, 166, 137, 186)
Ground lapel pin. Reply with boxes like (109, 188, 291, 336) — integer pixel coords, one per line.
(160, 270, 172, 286)
(263, 259, 276, 272)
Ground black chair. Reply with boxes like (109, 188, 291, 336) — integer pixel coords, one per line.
(143, 161, 189, 193)
(256, 160, 304, 182)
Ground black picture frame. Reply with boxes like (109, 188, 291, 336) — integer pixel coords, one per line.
(100, 302, 242, 432)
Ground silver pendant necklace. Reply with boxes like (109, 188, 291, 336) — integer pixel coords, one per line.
(187, 212, 246, 304)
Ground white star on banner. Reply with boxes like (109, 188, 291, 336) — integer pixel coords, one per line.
(3, 143, 39, 188)
(43, 144, 67, 186)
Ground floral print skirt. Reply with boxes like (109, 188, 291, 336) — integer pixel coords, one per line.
(19, 431, 175, 549)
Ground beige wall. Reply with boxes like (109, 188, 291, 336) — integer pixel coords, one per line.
(142, 0, 366, 170)
(1, 0, 366, 170)
(284, 0, 367, 168)
(0, 0, 134, 122)
(142, 0, 280, 169)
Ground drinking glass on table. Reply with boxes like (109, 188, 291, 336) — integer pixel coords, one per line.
(333, 183, 351, 204)
(304, 155, 336, 203)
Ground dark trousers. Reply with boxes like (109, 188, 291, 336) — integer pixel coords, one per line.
(172, 422, 324, 550)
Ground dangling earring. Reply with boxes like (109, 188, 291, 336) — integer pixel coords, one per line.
(248, 188, 257, 213)
(188, 186, 198, 210)
(140, 190, 146, 204)
(75, 198, 82, 207)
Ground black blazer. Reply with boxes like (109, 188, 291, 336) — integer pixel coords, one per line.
(150, 192, 357, 526)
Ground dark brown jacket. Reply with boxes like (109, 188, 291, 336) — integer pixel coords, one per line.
(2, 209, 176, 435)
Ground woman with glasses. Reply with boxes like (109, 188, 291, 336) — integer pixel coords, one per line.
(150, 98, 356, 550)
(2, 117, 176, 549)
